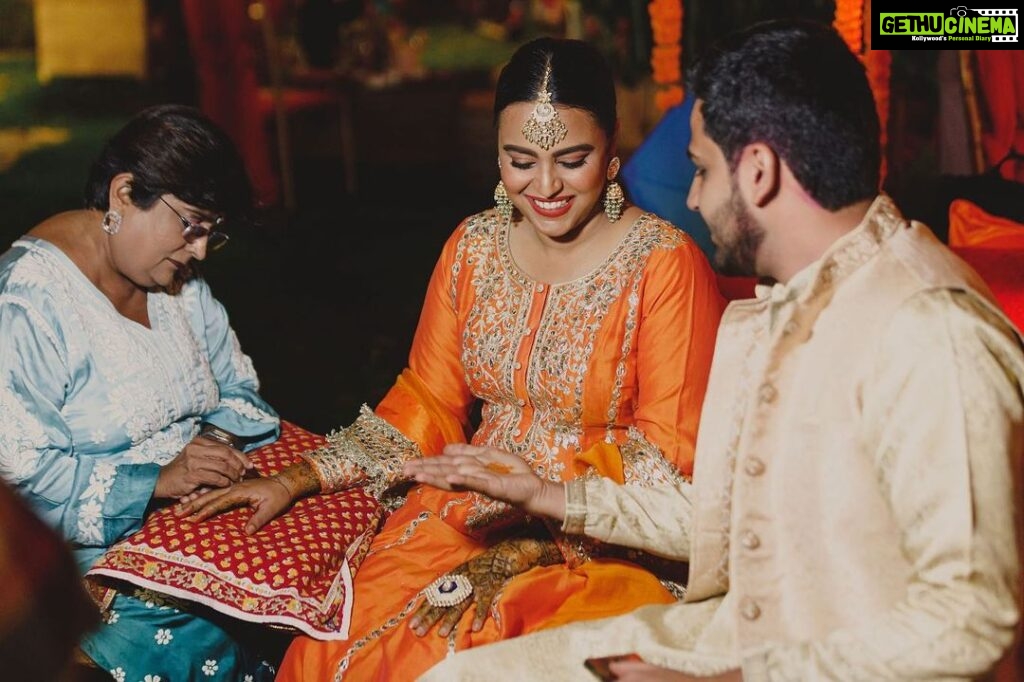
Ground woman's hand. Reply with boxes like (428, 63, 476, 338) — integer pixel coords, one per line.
(153, 436, 253, 499)
(403, 444, 566, 520)
(408, 537, 563, 637)
(174, 460, 322, 534)
(174, 476, 295, 535)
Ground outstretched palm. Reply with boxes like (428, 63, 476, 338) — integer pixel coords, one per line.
(404, 444, 542, 506)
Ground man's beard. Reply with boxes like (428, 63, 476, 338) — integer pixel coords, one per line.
(710, 187, 764, 277)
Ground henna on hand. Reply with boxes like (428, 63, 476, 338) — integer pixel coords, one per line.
(408, 536, 563, 637)
(275, 460, 325, 497)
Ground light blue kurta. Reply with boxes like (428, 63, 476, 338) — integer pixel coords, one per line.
(0, 236, 281, 681)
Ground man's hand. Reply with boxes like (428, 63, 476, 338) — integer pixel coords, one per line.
(609, 660, 743, 682)
(403, 444, 566, 520)
(153, 436, 253, 499)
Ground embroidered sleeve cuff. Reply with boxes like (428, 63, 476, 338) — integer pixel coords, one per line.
(203, 394, 280, 449)
(301, 405, 422, 499)
(101, 462, 161, 543)
(561, 478, 588, 535)
(301, 446, 361, 493)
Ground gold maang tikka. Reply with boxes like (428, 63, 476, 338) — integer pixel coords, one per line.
(521, 61, 567, 150)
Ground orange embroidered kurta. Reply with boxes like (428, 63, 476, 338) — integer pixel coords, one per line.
(277, 210, 724, 681)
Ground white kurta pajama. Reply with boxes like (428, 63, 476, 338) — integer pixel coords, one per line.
(421, 196, 1024, 681)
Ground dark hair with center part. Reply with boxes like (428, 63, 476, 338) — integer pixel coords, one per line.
(494, 37, 617, 141)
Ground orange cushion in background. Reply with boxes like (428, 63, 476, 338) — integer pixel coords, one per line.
(87, 421, 384, 640)
(949, 198, 1024, 250)
(951, 247, 1024, 332)
(946, 199, 1024, 332)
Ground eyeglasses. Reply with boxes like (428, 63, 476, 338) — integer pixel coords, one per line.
(159, 196, 230, 251)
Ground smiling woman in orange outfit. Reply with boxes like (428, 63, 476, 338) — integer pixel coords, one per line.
(181, 37, 725, 681)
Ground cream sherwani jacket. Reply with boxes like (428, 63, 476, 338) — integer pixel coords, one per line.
(422, 196, 1024, 681)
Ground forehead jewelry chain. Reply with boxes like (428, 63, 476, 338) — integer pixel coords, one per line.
(522, 60, 568, 150)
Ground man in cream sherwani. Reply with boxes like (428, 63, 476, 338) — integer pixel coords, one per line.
(406, 19, 1024, 681)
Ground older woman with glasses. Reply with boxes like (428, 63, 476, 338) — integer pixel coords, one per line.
(0, 104, 280, 681)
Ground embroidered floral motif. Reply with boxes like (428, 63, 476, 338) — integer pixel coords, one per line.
(202, 659, 219, 676)
(122, 422, 197, 465)
(154, 628, 173, 645)
(110, 668, 126, 682)
(0, 385, 50, 483)
(451, 212, 687, 530)
(78, 461, 117, 544)
(219, 397, 276, 424)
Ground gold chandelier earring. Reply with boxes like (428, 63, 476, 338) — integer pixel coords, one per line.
(604, 156, 624, 222)
(494, 180, 514, 222)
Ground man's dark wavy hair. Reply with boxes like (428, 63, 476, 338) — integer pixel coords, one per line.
(687, 20, 880, 210)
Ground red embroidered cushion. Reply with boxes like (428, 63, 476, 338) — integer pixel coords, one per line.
(86, 422, 383, 640)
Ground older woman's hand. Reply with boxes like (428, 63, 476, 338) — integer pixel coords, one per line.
(403, 444, 566, 520)
(153, 436, 253, 500)
(408, 537, 564, 638)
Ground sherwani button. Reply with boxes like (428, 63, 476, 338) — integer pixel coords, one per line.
(758, 383, 777, 404)
(740, 597, 761, 620)
(783, 320, 798, 335)
(740, 531, 761, 550)
(744, 458, 765, 476)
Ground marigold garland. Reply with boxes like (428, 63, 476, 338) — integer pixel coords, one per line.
(834, 0, 890, 183)
(649, 0, 684, 112)
(833, 0, 864, 55)
(864, 49, 892, 181)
